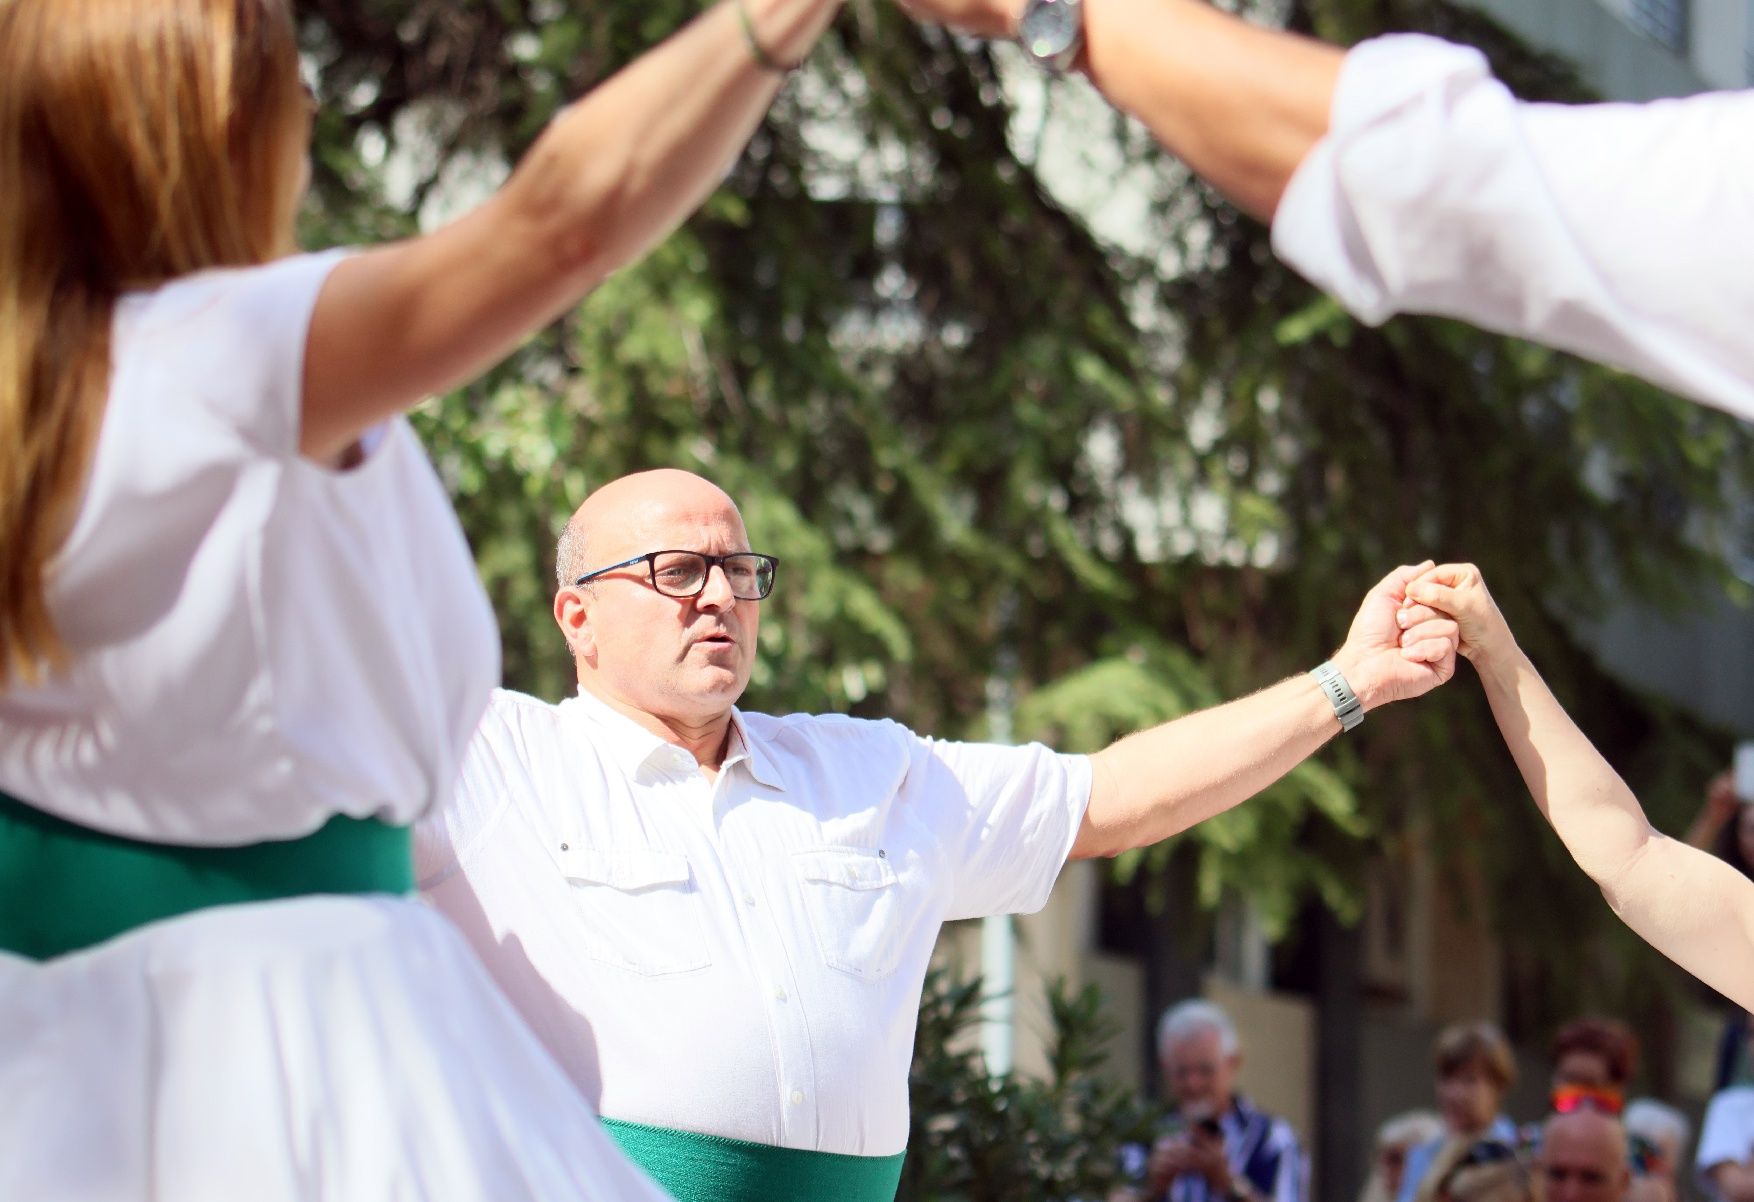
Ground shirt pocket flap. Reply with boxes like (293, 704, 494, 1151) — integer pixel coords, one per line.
(560, 846, 692, 892)
(792, 847, 898, 891)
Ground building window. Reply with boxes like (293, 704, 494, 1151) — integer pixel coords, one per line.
(1630, 0, 1689, 54)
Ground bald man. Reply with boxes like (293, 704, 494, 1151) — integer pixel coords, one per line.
(415, 469, 1459, 1202)
(1539, 1110, 1633, 1202)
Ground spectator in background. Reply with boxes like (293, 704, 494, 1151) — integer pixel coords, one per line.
(1683, 771, 1754, 879)
(1359, 1112, 1447, 1202)
(1537, 1013, 1641, 1161)
(1424, 1138, 1535, 1202)
(1402, 1024, 1520, 1202)
(1698, 1071, 1754, 1202)
(1624, 1099, 1690, 1202)
(1539, 1110, 1633, 1202)
(1686, 773, 1754, 1091)
(1130, 1000, 1308, 1202)
(1550, 1019, 1640, 1107)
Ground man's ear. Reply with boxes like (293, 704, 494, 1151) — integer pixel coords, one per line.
(554, 586, 596, 659)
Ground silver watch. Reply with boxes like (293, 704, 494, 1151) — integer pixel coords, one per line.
(1017, 0, 1084, 74)
(1310, 661, 1364, 732)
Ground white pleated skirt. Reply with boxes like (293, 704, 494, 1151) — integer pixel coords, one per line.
(0, 894, 673, 1202)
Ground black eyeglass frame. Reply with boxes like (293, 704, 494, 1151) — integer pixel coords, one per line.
(573, 550, 779, 600)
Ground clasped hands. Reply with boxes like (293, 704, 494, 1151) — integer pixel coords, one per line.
(1329, 560, 1515, 714)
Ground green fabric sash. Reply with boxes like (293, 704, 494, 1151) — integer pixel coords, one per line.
(601, 1118, 906, 1202)
(0, 787, 413, 960)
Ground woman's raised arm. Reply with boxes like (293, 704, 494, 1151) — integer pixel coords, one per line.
(301, 0, 839, 460)
(1405, 564, 1754, 1010)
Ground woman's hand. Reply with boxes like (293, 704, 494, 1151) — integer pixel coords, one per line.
(1401, 562, 1517, 667)
(1329, 560, 1458, 709)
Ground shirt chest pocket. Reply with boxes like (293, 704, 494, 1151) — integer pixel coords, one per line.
(792, 847, 933, 982)
(559, 846, 711, 977)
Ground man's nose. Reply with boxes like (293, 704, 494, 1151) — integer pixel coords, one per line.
(695, 564, 737, 608)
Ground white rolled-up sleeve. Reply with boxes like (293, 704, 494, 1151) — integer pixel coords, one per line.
(1271, 33, 1754, 422)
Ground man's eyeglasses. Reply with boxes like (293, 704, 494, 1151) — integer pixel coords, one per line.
(574, 550, 778, 601)
(1550, 1085, 1624, 1117)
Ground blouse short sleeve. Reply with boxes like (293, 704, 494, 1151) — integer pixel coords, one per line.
(49, 250, 351, 647)
(0, 250, 500, 845)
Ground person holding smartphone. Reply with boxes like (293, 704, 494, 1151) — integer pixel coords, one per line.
(1114, 1000, 1308, 1202)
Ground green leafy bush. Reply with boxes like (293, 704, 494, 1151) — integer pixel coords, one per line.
(902, 969, 1156, 1201)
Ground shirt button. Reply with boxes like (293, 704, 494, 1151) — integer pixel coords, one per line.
(773, 987, 788, 1003)
(790, 1090, 804, 1105)
(742, 893, 757, 907)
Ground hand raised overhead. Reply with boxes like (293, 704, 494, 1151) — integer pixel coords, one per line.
(1330, 560, 1459, 710)
(1400, 562, 1516, 666)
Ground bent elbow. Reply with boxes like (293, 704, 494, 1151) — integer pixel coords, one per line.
(502, 134, 630, 285)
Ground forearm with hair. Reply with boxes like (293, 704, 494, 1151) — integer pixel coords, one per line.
(1079, 0, 1342, 221)
(299, 0, 842, 458)
(503, 0, 839, 292)
(1074, 674, 1339, 859)
(1476, 648, 1754, 1009)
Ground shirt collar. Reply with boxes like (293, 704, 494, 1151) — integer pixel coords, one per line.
(567, 686, 786, 791)
(734, 713, 786, 791)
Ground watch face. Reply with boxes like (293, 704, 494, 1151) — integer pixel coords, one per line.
(1022, 0, 1080, 59)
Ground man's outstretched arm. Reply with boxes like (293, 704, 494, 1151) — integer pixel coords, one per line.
(1071, 561, 1454, 859)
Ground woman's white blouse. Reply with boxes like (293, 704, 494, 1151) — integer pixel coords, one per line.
(0, 251, 499, 843)
(1272, 34, 1754, 424)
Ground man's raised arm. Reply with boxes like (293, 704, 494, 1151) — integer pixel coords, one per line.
(1072, 561, 1455, 859)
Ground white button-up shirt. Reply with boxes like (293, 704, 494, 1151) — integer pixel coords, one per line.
(1271, 34, 1754, 423)
(415, 688, 1091, 1157)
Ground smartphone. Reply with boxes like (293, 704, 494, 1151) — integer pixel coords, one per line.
(1736, 742, 1754, 804)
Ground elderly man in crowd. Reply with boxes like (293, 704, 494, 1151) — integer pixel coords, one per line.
(416, 468, 1457, 1202)
(1127, 1000, 1308, 1202)
(1539, 1110, 1633, 1202)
